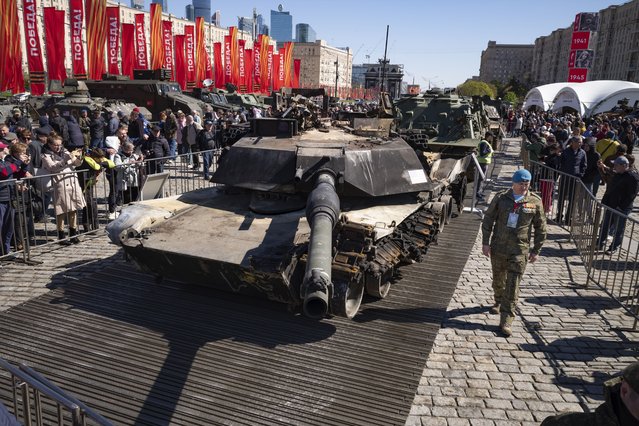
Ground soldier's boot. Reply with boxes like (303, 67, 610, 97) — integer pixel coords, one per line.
(57, 230, 72, 246)
(490, 303, 500, 315)
(499, 316, 513, 337)
(69, 228, 80, 244)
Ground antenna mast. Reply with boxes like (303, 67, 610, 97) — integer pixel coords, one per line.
(379, 25, 389, 93)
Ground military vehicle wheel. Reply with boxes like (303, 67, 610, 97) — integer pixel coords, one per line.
(330, 278, 365, 319)
(365, 269, 392, 299)
(440, 195, 454, 224)
(429, 201, 447, 232)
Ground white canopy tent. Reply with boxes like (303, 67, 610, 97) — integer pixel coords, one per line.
(522, 83, 572, 111)
(551, 80, 639, 117)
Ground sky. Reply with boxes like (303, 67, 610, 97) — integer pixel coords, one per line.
(158, 0, 622, 88)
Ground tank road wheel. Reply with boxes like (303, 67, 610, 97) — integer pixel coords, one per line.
(330, 278, 365, 319)
(365, 268, 392, 299)
(439, 195, 454, 225)
(429, 201, 448, 232)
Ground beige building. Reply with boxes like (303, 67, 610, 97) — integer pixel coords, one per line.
(293, 40, 352, 93)
(479, 41, 534, 84)
(530, 27, 572, 86)
(17, 0, 261, 84)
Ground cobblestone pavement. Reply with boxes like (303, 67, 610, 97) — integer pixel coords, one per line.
(405, 138, 639, 425)
(1, 138, 637, 425)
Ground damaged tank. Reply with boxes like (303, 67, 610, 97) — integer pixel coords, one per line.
(106, 93, 471, 319)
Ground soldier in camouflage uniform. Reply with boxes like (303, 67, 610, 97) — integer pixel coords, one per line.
(541, 361, 639, 425)
(481, 169, 547, 336)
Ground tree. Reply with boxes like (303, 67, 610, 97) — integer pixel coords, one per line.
(503, 91, 518, 104)
(457, 81, 495, 98)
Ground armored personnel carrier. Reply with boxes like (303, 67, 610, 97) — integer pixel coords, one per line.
(395, 89, 489, 157)
(106, 94, 471, 319)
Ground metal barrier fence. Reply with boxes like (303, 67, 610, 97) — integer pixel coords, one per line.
(524, 152, 639, 329)
(0, 356, 113, 425)
(0, 148, 221, 263)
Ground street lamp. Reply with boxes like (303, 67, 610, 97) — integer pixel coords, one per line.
(334, 59, 339, 98)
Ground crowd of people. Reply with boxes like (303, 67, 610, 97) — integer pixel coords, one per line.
(0, 103, 266, 256)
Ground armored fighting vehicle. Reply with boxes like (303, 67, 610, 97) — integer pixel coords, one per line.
(106, 94, 471, 319)
(394, 89, 489, 157)
(184, 87, 239, 112)
(27, 80, 151, 119)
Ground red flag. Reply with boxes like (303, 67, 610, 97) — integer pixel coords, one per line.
(121, 23, 135, 78)
(259, 35, 271, 94)
(184, 25, 196, 89)
(253, 40, 261, 93)
(150, 4, 164, 70)
(277, 48, 285, 90)
(224, 35, 232, 85)
(266, 45, 273, 93)
(245, 49, 253, 93)
(283, 42, 294, 87)
(22, 0, 45, 95)
(272, 54, 280, 91)
(205, 50, 213, 81)
(1, 0, 24, 93)
(238, 40, 246, 93)
(69, 0, 87, 79)
(195, 17, 206, 88)
(106, 7, 120, 75)
(174, 35, 186, 90)
(293, 59, 301, 89)
(43, 7, 66, 85)
(85, 0, 107, 80)
(229, 27, 239, 86)
(162, 21, 173, 79)
(214, 42, 224, 89)
(134, 14, 148, 70)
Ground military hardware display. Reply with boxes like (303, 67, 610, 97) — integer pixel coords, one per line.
(106, 93, 471, 319)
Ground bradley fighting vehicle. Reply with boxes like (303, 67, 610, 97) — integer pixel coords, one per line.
(106, 93, 471, 319)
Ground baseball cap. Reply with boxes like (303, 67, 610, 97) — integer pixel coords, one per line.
(512, 169, 532, 183)
(623, 362, 639, 392)
(204, 119, 214, 125)
(132, 107, 140, 112)
(614, 156, 629, 166)
(0, 141, 8, 149)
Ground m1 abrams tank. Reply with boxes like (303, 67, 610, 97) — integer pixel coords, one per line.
(394, 88, 489, 157)
(27, 79, 151, 118)
(106, 94, 471, 319)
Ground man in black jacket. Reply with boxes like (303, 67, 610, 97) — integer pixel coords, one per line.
(49, 108, 69, 144)
(142, 125, 170, 175)
(581, 137, 601, 195)
(556, 136, 587, 225)
(596, 155, 639, 254)
(197, 120, 217, 180)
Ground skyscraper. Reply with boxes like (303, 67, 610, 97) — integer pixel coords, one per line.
(185, 4, 194, 21)
(271, 8, 292, 47)
(238, 17, 254, 33)
(295, 23, 316, 43)
(131, 0, 144, 10)
(151, 0, 168, 10)
(193, 0, 211, 23)
(212, 10, 221, 27)
(256, 14, 264, 35)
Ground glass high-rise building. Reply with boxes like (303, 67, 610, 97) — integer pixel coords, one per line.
(193, 0, 211, 23)
(238, 17, 254, 33)
(295, 23, 316, 43)
(185, 4, 195, 21)
(151, 0, 168, 10)
(271, 9, 292, 46)
(131, 0, 144, 10)
(212, 10, 221, 26)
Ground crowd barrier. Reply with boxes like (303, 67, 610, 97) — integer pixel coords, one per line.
(0, 148, 221, 263)
(520, 138, 638, 329)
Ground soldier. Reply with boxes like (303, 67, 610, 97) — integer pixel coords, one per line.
(481, 168, 547, 336)
(476, 131, 494, 200)
(541, 361, 639, 425)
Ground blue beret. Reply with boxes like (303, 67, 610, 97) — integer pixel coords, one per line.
(513, 169, 531, 183)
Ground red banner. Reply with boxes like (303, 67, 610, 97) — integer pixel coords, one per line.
(150, 4, 164, 70)
(43, 7, 66, 85)
(174, 35, 186, 90)
(205, 51, 213, 82)
(568, 50, 576, 68)
(229, 27, 239, 85)
(86, 0, 107, 80)
(134, 14, 148, 70)
(293, 59, 301, 89)
(272, 54, 281, 91)
(69, 0, 87, 79)
(214, 42, 224, 89)
(0, 0, 24, 93)
(570, 31, 590, 50)
(184, 25, 195, 89)
(277, 48, 285, 90)
(121, 23, 135, 78)
(106, 7, 120, 75)
(162, 21, 173, 79)
(259, 35, 271, 94)
(244, 49, 253, 93)
(22, 0, 45, 95)
(253, 40, 261, 92)
(283, 42, 294, 87)
(266, 45, 273, 93)
(568, 68, 588, 83)
(238, 40, 246, 92)
(195, 17, 206, 88)
(224, 35, 231, 85)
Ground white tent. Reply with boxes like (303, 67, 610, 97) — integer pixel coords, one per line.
(551, 80, 639, 116)
(522, 83, 573, 111)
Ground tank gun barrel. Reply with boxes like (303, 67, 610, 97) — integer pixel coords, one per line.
(302, 172, 340, 319)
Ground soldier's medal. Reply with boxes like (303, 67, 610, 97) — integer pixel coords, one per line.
(507, 212, 519, 228)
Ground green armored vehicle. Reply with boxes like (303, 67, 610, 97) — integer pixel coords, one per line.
(106, 94, 471, 319)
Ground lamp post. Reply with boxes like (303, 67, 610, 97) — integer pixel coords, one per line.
(334, 58, 339, 98)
